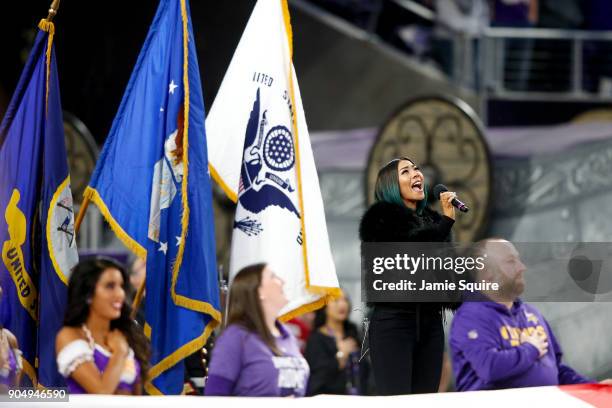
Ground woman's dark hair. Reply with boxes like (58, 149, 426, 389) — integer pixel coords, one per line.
(226, 263, 281, 355)
(374, 157, 428, 214)
(64, 257, 150, 381)
(313, 290, 359, 341)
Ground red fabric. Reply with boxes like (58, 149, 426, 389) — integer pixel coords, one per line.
(560, 383, 612, 408)
(285, 318, 311, 353)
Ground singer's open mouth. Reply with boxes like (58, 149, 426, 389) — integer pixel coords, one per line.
(411, 180, 423, 193)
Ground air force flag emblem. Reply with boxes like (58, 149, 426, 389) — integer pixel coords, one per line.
(148, 109, 185, 242)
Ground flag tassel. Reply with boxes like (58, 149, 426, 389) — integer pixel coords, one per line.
(37, 0, 59, 116)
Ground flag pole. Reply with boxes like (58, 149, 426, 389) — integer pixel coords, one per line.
(131, 275, 146, 320)
(218, 265, 229, 327)
(74, 197, 90, 236)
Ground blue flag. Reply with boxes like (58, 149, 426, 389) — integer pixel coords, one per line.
(84, 0, 220, 394)
(0, 20, 78, 387)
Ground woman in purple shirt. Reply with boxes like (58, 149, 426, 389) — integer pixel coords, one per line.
(205, 263, 309, 397)
(55, 257, 150, 394)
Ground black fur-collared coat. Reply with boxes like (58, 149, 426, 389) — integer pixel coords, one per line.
(359, 201, 458, 312)
(359, 201, 454, 243)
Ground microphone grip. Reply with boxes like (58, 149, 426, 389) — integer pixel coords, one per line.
(451, 198, 469, 213)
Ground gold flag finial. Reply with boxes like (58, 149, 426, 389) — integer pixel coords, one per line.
(46, 0, 61, 22)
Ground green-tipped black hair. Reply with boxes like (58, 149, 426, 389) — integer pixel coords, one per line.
(373, 157, 428, 214)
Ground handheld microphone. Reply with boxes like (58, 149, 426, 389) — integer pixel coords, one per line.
(433, 184, 469, 213)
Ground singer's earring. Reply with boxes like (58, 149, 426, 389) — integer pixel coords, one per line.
(260, 296, 265, 301)
(86, 297, 92, 305)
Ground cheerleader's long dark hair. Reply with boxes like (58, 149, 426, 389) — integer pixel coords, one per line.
(63, 257, 150, 381)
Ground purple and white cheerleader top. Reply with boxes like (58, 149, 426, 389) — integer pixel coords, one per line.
(56, 326, 140, 394)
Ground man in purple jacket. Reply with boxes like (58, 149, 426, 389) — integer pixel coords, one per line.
(450, 238, 595, 391)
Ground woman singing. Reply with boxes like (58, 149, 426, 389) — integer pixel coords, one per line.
(359, 157, 457, 395)
(55, 258, 149, 394)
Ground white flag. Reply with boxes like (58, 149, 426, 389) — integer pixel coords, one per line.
(206, 0, 340, 318)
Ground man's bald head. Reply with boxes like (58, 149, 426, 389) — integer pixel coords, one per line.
(472, 238, 527, 302)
